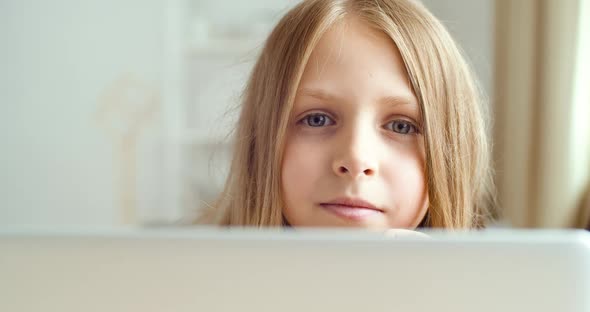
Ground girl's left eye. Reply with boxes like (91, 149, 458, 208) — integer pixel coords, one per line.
(385, 120, 418, 135)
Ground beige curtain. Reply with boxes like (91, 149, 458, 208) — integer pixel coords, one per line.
(494, 0, 590, 228)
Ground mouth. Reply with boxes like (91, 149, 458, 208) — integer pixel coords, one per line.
(319, 197, 384, 221)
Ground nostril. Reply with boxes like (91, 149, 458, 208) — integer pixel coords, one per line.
(339, 166, 348, 174)
(364, 169, 374, 176)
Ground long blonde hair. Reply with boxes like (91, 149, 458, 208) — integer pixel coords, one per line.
(200, 0, 495, 229)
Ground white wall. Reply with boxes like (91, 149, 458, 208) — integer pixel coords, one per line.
(0, 0, 166, 226)
(421, 0, 495, 98)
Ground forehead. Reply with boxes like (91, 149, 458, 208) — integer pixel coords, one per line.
(298, 16, 416, 102)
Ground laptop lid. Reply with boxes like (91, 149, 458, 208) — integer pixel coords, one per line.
(1, 228, 588, 312)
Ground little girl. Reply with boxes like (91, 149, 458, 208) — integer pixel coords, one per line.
(199, 0, 495, 229)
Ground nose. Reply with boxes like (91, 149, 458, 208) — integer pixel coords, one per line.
(332, 126, 379, 179)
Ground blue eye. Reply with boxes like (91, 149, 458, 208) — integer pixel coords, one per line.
(302, 113, 335, 127)
(386, 120, 418, 135)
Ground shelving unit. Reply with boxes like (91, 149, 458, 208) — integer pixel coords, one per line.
(149, 0, 297, 224)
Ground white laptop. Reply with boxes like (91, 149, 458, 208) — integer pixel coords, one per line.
(0, 227, 588, 312)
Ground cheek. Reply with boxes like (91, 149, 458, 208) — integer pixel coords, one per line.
(386, 162, 425, 200)
(281, 136, 327, 204)
(381, 147, 428, 225)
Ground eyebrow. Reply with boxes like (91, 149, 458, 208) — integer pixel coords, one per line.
(297, 87, 418, 108)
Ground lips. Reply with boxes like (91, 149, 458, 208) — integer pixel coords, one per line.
(319, 197, 383, 220)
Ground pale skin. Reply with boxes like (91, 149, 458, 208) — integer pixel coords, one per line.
(281, 17, 429, 230)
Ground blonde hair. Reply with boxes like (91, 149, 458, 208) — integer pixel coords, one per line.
(200, 0, 496, 229)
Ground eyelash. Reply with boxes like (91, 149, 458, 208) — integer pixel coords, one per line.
(298, 112, 419, 135)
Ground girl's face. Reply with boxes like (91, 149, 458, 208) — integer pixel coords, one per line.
(281, 17, 429, 229)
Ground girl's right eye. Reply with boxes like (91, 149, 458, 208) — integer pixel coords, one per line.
(300, 113, 335, 127)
